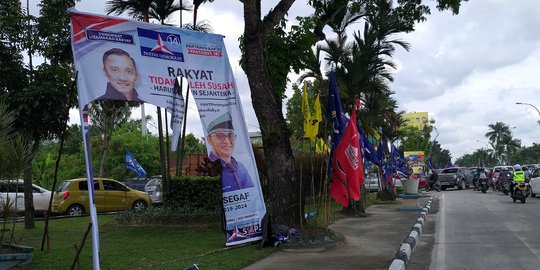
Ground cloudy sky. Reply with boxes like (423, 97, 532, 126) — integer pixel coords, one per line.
(29, 0, 540, 162)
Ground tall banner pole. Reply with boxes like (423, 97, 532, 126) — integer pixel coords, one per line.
(79, 104, 101, 269)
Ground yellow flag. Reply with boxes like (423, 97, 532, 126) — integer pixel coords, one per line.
(302, 83, 312, 139)
(306, 94, 321, 141)
(315, 137, 329, 154)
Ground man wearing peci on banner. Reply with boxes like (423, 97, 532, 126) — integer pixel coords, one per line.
(207, 112, 254, 192)
(98, 48, 143, 102)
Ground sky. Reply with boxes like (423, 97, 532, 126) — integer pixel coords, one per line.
(27, 0, 540, 162)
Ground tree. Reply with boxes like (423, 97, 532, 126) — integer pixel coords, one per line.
(148, 0, 192, 25)
(485, 122, 513, 164)
(0, 0, 78, 229)
(239, 0, 467, 226)
(89, 100, 132, 177)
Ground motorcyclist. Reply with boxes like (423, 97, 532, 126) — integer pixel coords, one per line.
(471, 168, 479, 190)
(511, 164, 526, 196)
(479, 168, 488, 190)
(427, 169, 439, 190)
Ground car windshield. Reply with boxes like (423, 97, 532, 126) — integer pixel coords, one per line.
(443, 168, 458, 173)
(57, 181, 71, 192)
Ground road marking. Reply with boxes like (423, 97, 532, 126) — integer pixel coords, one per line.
(435, 193, 446, 270)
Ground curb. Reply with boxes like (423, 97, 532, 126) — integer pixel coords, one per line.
(388, 196, 433, 270)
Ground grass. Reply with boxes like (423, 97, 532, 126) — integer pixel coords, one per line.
(7, 192, 400, 269)
(10, 215, 274, 270)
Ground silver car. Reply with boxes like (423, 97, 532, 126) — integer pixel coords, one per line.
(144, 177, 162, 205)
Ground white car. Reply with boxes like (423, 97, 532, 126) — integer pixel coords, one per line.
(363, 173, 380, 192)
(0, 179, 52, 213)
(529, 168, 540, 197)
(144, 177, 163, 205)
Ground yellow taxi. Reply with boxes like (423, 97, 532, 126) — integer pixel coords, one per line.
(52, 178, 151, 216)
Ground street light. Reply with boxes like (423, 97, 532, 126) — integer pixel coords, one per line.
(516, 102, 540, 125)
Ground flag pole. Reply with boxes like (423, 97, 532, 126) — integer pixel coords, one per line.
(79, 104, 101, 269)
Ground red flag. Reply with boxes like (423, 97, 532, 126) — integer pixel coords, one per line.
(330, 107, 364, 207)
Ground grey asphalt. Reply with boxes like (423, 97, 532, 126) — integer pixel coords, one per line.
(242, 196, 431, 270)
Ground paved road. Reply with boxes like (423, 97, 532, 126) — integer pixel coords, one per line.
(410, 188, 540, 270)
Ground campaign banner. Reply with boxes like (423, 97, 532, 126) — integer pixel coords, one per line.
(404, 151, 425, 173)
(70, 9, 266, 248)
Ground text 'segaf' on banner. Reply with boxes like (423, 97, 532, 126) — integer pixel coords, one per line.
(69, 8, 266, 251)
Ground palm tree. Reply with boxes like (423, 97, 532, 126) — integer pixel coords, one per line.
(149, 0, 192, 25)
(182, 20, 214, 33)
(486, 122, 512, 163)
(192, 0, 213, 26)
(328, 8, 366, 46)
(106, 0, 154, 22)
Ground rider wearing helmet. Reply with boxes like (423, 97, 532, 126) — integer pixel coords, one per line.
(511, 164, 525, 196)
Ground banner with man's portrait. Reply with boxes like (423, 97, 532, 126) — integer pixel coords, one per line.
(70, 9, 266, 251)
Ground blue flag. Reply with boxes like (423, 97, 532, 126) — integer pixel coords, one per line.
(391, 144, 408, 174)
(126, 149, 147, 178)
(358, 127, 380, 166)
(326, 70, 346, 148)
(326, 70, 347, 175)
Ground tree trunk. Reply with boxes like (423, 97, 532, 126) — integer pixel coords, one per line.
(242, 0, 301, 227)
(98, 135, 111, 178)
(24, 141, 39, 229)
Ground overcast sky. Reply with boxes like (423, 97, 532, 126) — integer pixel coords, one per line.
(28, 0, 540, 162)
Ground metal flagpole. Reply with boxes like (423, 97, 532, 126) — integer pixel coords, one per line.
(79, 104, 101, 270)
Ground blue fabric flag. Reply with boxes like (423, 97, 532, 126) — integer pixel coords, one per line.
(391, 144, 408, 174)
(427, 158, 433, 170)
(326, 70, 347, 175)
(326, 70, 346, 148)
(358, 127, 380, 166)
(126, 149, 147, 178)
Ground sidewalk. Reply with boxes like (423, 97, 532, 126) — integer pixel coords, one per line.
(242, 197, 430, 270)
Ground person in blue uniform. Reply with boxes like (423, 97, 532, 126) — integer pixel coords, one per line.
(207, 112, 254, 192)
(98, 48, 142, 102)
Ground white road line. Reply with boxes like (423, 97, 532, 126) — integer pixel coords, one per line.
(435, 193, 446, 270)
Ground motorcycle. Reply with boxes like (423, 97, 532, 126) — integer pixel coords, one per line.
(425, 180, 442, 192)
(479, 176, 489, 193)
(499, 171, 513, 195)
(511, 182, 529, 203)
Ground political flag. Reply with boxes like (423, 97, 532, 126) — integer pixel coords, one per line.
(125, 149, 147, 178)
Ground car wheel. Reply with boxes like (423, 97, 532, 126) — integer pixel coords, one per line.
(67, 204, 85, 216)
(132, 200, 147, 211)
(461, 180, 467, 190)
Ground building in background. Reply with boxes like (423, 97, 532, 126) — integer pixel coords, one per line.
(402, 112, 429, 130)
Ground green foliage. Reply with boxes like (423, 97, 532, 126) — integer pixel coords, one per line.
(37, 0, 77, 64)
(510, 144, 540, 165)
(163, 176, 222, 210)
(115, 206, 221, 225)
(428, 140, 452, 168)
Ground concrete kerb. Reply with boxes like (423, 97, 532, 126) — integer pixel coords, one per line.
(389, 196, 433, 270)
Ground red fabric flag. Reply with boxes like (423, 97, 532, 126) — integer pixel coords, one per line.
(329, 107, 364, 207)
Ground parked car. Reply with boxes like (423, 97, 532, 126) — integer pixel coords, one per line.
(393, 171, 407, 189)
(529, 168, 540, 197)
(118, 178, 151, 191)
(363, 173, 380, 192)
(52, 178, 151, 216)
(0, 179, 52, 213)
(144, 176, 163, 205)
(410, 172, 428, 188)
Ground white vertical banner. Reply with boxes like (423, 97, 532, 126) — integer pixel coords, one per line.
(69, 11, 266, 269)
